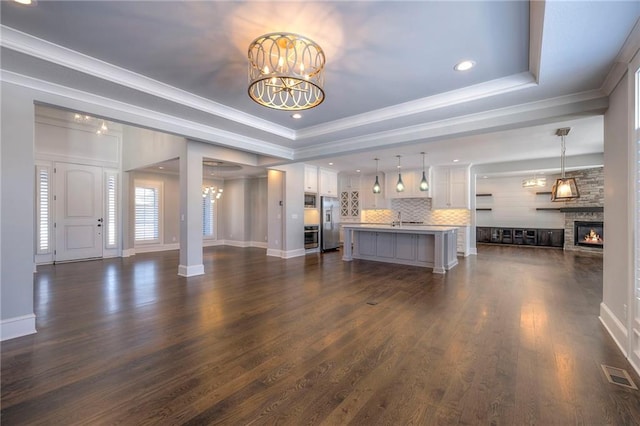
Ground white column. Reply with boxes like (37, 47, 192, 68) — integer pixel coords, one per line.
(178, 144, 204, 277)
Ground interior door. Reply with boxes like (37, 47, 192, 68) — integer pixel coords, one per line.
(54, 162, 103, 262)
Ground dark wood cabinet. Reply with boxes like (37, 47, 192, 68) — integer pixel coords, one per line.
(476, 227, 492, 243)
(477, 227, 563, 248)
(537, 229, 564, 247)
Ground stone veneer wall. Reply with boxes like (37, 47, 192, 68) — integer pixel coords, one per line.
(560, 167, 604, 253)
(361, 198, 471, 226)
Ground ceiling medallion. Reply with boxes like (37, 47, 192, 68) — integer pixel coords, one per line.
(247, 32, 325, 111)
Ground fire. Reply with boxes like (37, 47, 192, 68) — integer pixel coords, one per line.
(584, 228, 602, 243)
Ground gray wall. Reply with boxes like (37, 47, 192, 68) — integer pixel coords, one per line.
(1, 82, 35, 325)
(602, 72, 631, 343)
(249, 177, 268, 244)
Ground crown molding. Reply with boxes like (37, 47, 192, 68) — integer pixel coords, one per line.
(296, 72, 537, 140)
(528, 0, 545, 83)
(601, 18, 640, 95)
(0, 25, 296, 140)
(294, 89, 607, 161)
(0, 70, 295, 160)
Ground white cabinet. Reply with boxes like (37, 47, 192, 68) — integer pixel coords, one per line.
(385, 168, 431, 198)
(304, 165, 318, 193)
(339, 173, 360, 190)
(361, 173, 389, 209)
(432, 165, 470, 209)
(319, 168, 338, 196)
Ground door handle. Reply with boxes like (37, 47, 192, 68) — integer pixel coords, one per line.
(98, 218, 103, 222)
(97, 224, 102, 227)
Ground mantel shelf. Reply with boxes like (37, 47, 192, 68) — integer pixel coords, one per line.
(476, 193, 492, 197)
(536, 191, 552, 195)
(559, 206, 604, 213)
(536, 208, 561, 211)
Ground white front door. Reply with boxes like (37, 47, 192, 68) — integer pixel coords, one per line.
(54, 162, 103, 262)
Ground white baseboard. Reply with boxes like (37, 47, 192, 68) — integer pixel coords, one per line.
(266, 248, 283, 257)
(468, 247, 478, 256)
(1, 314, 36, 341)
(223, 240, 252, 248)
(122, 248, 136, 257)
(282, 248, 306, 259)
(203, 239, 224, 247)
(250, 241, 268, 249)
(135, 243, 180, 254)
(178, 264, 205, 277)
(599, 302, 628, 357)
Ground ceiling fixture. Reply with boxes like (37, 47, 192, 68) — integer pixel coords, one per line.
(13, 0, 34, 5)
(522, 174, 546, 188)
(372, 158, 381, 194)
(551, 127, 579, 202)
(73, 113, 109, 135)
(454, 60, 476, 71)
(202, 185, 223, 203)
(396, 155, 405, 192)
(291, 113, 302, 119)
(247, 32, 326, 111)
(419, 152, 429, 192)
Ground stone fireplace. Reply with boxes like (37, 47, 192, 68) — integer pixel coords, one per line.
(574, 221, 603, 248)
(560, 167, 604, 254)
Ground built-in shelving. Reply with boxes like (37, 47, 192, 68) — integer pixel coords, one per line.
(476, 208, 492, 211)
(536, 208, 561, 211)
(559, 207, 604, 213)
(536, 191, 552, 195)
(476, 193, 492, 197)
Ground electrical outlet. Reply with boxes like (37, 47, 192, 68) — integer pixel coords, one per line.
(623, 304, 628, 319)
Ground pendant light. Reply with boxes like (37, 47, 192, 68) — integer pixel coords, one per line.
(372, 158, 381, 194)
(551, 127, 579, 201)
(396, 155, 405, 192)
(419, 152, 429, 191)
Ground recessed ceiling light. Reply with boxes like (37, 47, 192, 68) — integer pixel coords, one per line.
(158, 166, 164, 169)
(356, 169, 361, 173)
(291, 113, 302, 119)
(454, 60, 476, 71)
(328, 162, 334, 166)
(453, 159, 460, 163)
(13, 0, 34, 4)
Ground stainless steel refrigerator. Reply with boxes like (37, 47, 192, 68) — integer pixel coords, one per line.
(320, 196, 340, 251)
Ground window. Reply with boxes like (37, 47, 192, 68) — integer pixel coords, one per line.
(135, 182, 162, 244)
(105, 172, 118, 248)
(202, 186, 218, 239)
(36, 165, 51, 254)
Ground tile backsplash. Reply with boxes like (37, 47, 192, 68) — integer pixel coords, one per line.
(361, 198, 470, 225)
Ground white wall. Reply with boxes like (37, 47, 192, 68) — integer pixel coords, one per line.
(1, 82, 36, 338)
(475, 175, 564, 228)
(220, 178, 250, 243)
(601, 72, 631, 347)
(249, 177, 268, 245)
(122, 126, 185, 171)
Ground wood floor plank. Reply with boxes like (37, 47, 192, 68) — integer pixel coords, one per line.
(2, 245, 640, 425)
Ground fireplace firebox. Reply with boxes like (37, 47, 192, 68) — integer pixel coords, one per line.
(574, 221, 603, 248)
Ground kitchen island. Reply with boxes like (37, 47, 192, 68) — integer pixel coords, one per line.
(342, 224, 458, 274)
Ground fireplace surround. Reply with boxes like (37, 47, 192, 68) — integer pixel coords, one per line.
(574, 221, 603, 248)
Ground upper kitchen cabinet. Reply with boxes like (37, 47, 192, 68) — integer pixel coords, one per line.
(384, 168, 432, 199)
(361, 173, 389, 209)
(304, 164, 318, 193)
(432, 165, 470, 209)
(319, 168, 338, 196)
(339, 173, 361, 190)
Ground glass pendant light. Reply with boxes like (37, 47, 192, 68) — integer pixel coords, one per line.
(419, 152, 429, 191)
(551, 127, 579, 201)
(372, 158, 381, 194)
(396, 155, 405, 192)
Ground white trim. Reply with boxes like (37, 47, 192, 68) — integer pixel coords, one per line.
(1, 314, 37, 341)
(266, 249, 283, 257)
(528, 0, 545, 83)
(0, 71, 295, 160)
(249, 241, 268, 249)
(282, 248, 307, 259)
(296, 73, 537, 140)
(0, 25, 294, 140)
(601, 19, 640, 96)
(468, 247, 478, 256)
(134, 243, 179, 254)
(222, 240, 252, 248)
(294, 90, 608, 160)
(203, 239, 224, 247)
(600, 302, 629, 357)
(122, 248, 136, 257)
(178, 264, 205, 277)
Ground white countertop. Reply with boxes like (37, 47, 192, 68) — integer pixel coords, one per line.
(341, 224, 458, 233)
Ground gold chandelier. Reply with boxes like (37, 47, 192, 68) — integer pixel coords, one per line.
(247, 32, 325, 110)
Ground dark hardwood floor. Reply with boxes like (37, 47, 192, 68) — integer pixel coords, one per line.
(2, 245, 639, 425)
